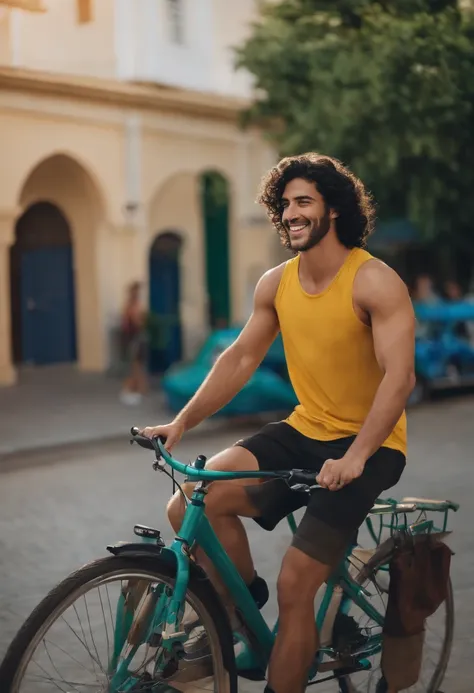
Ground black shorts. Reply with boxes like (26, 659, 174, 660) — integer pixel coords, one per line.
(236, 422, 406, 567)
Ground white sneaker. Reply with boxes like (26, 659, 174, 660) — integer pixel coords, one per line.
(120, 391, 142, 405)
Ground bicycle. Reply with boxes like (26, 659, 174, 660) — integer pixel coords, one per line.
(0, 427, 459, 693)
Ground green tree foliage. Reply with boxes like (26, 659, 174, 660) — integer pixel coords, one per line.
(236, 1, 474, 247)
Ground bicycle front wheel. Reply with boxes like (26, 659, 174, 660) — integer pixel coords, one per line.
(0, 555, 237, 693)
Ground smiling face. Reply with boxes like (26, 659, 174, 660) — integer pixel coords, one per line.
(280, 178, 333, 252)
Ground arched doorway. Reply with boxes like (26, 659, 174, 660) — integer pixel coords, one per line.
(13, 153, 107, 374)
(148, 231, 183, 373)
(200, 171, 231, 328)
(10, 201, 77, 365)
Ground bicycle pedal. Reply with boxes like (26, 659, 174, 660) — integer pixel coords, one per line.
(234, 636, 265, 680)
(318, 658, 356, 674)
(316, 652, 371, 677)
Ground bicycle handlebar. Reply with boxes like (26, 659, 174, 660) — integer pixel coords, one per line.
(129, 427, 319, 486)
(129, 428, 460, 513)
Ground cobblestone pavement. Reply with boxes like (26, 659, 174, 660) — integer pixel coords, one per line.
(1, 397, 473, 691)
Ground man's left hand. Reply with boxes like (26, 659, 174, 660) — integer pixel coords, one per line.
(317, 456, 366, 491)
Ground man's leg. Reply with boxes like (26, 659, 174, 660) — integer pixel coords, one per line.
(167, 445, 262, 605)
(267, 440, 407, 693)
(267, 546, 332, 693)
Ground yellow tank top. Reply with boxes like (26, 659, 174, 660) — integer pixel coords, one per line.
(275, 248, 407, 456)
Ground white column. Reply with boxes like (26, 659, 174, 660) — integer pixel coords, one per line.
(124, 112, 142, 217)
(230, 133, 255, 324)
(123, 110, 146, 286)
(179, 177, 207, 358)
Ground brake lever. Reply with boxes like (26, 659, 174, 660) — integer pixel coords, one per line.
(290, 483, 311, 493)
(152, 457, 167, 472)
(289, 483, 321, 493)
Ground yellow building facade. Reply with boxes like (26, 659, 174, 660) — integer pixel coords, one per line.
(0, 0, 279, 386)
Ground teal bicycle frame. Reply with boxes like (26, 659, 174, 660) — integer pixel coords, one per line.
(108, 433, 458, 690)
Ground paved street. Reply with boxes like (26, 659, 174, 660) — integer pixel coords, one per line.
(0, 397, 473, 692)
(0, 365, 274, 457)
(0, 365, 171, 456)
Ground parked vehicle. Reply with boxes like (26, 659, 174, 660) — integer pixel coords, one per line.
(410, 300, 474, 405)
(163, 302, 474, 414)
(161, 327, 297, 415)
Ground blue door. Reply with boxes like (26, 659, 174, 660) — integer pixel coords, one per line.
(149, 235, 182, 373)
(20, 246, 76, 365)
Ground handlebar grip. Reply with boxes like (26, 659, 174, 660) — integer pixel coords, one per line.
(130, 427, 168, 453)
(130, 426, 155, 451)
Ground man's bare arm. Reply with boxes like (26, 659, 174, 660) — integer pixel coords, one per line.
(344, 260, 416, 464)
(317, 261, 415, 490)
(173, 266, 283, 433)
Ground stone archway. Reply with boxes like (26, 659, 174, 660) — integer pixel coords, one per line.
(10, 201, 76, 365)
(13, 153, 106, 373)
(148, 172, 207, 362)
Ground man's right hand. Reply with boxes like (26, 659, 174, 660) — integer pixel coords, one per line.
(139, 420, 185, 451)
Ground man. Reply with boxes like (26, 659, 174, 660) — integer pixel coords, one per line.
(141, 153, 415, 693)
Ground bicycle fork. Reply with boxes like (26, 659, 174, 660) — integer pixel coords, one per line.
(108, 524, 191, 691)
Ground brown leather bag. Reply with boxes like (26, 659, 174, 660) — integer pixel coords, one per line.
(381, 534, 453, 690)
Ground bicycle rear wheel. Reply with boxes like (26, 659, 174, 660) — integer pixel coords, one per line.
(337, 545, 454, 693)
(0, 555, 237, 693)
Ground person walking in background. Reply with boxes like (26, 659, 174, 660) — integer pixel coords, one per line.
(443, 278, 464, 302)
(412, 273, 440, 305)
(120, 281, 148, 405)
(443, 278, 471, 340)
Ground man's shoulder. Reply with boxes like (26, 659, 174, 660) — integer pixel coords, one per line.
(355, 256, 406, 291)
(260, 260, 292, 289)
(253, 260, 293, 309)
(354, 257, 412, 312)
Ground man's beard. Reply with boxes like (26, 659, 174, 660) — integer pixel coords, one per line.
(288, 210, 331, 252)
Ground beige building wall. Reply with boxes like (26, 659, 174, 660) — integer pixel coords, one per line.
(0, 69, 277, 386)
(0, 0, 266, 97)
(5, 0, 117, 77)
(0, 9, 12, 65)
(0, 0, 278, 386)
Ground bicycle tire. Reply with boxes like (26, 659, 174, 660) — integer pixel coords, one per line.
(341, 541, 454, 693)
(0, 554, 238, 693)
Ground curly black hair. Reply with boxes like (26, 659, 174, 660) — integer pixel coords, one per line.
(257, 153, 376, 249)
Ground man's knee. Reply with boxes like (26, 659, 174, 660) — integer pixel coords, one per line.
(166, 445, 259, 527)
(277, 547, 331, 612)
(167, 490, 189, 531)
